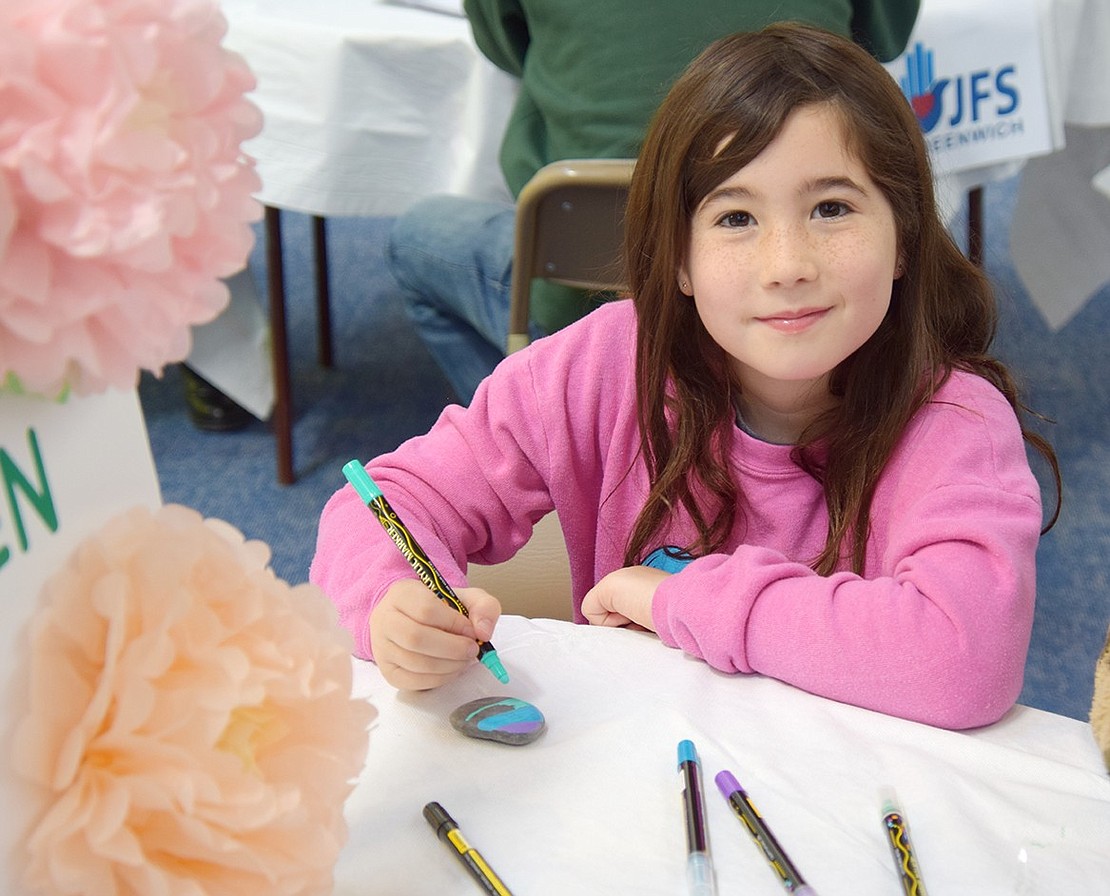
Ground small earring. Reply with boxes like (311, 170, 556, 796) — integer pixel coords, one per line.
(681, 280, 689, 291)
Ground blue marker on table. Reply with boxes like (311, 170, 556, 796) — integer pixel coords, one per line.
(678, 740, 717, 896)
(343, 460, 509, 684)
(715, 770, 818, 895)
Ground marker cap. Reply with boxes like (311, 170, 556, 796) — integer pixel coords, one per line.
(879, 785, 900, 816)
(686, 853, 715, 896)
(343, 460, 382, 503)
(678, 739, 697, 766)
(480, 650, 510, 684)
(715, 769, 741, 797)
(423, 801, 455, 840)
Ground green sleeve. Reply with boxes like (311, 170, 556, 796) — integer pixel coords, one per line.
(464, 0, 529, 77)
(851, 0, 921, 61)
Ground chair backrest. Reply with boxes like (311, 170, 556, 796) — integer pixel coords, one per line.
(507, 158, 635, 353)
(490, 159, 633, 616)
(467, 512, 573, 620)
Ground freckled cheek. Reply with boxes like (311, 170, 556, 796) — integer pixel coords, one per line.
(827, 236, 898, 294)
(687, 243, 758, 292)
(853, 267, 897, 335)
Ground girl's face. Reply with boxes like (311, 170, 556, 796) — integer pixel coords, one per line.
(679, 103, 900, 416)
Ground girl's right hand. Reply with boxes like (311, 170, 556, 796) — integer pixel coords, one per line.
(368, 579, 501, 690)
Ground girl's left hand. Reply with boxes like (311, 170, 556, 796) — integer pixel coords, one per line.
(582, 566, 669, 631)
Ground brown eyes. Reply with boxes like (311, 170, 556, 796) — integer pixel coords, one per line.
(712, 201, 851, 228)
(717, 211, 753, 228)
(815, 200, 850, 219)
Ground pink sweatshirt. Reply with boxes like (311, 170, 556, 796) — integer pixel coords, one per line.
(311, 300, 1043, 729)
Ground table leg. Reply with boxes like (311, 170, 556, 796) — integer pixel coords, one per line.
(313, 215, 334, 368)
(265, 206, 295, 485)
(967, 187, 984, 267)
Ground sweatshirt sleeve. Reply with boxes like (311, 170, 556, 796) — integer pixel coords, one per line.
(309, 300, 639, 660)
(308, 347, 563, 660)
(464, 0, 529, 77)
(651, 378, 1043, 729)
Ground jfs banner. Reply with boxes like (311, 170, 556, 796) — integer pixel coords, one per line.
(884, 0, 1054, 175)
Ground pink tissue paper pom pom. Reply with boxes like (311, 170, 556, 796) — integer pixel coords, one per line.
(12, 503, 375, 896)
(0, 0, 263, 398)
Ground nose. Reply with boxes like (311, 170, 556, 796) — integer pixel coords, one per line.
(757, 223, 818, 287)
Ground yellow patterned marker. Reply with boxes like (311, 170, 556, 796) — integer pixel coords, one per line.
(343, 460, 509, 684)
(881, 787, 929, 896)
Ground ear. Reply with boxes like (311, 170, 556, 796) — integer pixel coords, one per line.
(677, 265, 693, 296)
(894, 252, 906, 280)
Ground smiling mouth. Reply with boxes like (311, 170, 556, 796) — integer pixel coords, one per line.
(757, 308, 829, 332)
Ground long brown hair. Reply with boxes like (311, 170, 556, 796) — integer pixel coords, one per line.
(622, 23, 1060, 573)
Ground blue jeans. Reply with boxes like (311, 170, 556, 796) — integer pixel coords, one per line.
(387, 195, 542, 404)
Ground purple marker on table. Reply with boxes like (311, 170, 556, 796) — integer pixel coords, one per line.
(715, 770, 818, 895)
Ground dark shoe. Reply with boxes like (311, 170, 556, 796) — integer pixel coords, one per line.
(182, 365, 253, 432)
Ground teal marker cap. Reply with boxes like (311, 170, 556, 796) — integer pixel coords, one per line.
(343, 460, 382, 503)
(678, 739, 697, 766)
(480, 650, 510, 685)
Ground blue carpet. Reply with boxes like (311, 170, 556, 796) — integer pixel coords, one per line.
(139, 177, 1110, 722)
(139, 214, 456, 585)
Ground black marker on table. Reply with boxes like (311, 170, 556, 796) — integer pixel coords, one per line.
(423, 801, 514, 895)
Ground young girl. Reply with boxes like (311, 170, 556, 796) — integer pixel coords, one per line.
(311, 23, 1059, 730)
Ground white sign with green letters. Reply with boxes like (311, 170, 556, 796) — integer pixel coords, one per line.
(0, 388, 160, 892)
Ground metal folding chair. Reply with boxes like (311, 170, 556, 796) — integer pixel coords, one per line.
(507, 158, 635, 353)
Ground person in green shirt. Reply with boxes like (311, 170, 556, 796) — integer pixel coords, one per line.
(387, 0, 920, 403)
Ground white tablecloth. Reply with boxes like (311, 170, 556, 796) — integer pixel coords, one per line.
(335, 616, 1110, 895)
(221, 0, 515, 217)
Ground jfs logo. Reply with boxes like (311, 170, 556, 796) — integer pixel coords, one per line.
(898, 42, 1021, 135)
(884, 3, 1052, 175)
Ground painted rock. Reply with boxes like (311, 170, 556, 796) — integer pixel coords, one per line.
(450, 696, 546, 745)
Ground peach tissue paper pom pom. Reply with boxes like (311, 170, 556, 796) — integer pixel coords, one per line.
(0, 0, 263, 398)
(12, 504, 375, 896)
